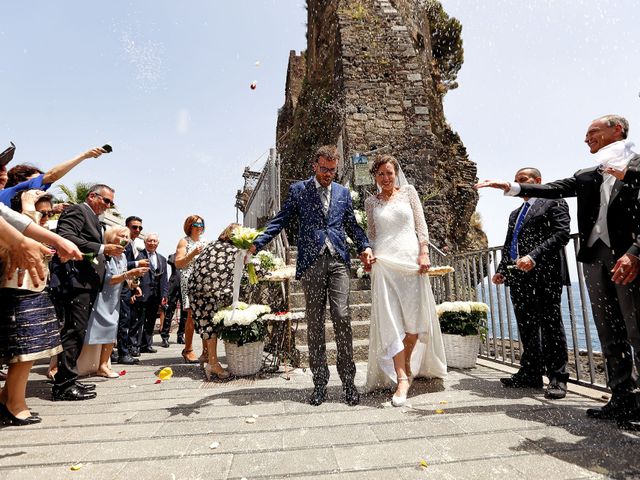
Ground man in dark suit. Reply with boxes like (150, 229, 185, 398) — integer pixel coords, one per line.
(476, 114, 640, 426)
(50, 184, 124, 401)
(116, 215, 149, 365)
(133, 233, 169, 353)
(160, 253, 187, 347)
(492, 168, 571, 399)
(250, 145, 373, 406)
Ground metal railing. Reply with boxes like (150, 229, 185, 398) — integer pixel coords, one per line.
(242, 148, 287, 260)
(431, 234, 607, 391)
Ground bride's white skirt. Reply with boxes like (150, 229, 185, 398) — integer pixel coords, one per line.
(364, 255, 447, 392)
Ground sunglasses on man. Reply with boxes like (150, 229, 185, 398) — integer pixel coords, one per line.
(130, 225, 143, 231)
(93, 192, 115, 207)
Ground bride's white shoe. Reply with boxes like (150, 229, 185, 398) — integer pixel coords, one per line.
(391, 377, 410, 407)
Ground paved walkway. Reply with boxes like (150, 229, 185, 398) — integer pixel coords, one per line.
(1, 338, 638, 480)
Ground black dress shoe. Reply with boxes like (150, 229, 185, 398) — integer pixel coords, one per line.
(131, 349, 141, 357)
(75, 381, 96, 392)
(309, 385, 327, 406)
(500, 375, 543, 389)
(176, 335, 185, 344)
(544, 379, 567, 399)
(110, 354, 120, 364)
(52, 385, 97, 401)
(118, 355, 139, 365)
(0, 404, 42, 426)
(586, 395, 635, 420)
(140, 347, 157, 353)
(344, 384, 360, 406)
(161, 338, 170, 348)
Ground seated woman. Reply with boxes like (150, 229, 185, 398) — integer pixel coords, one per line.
(188, 223, 259, 381)
(77, 226, 148, 378)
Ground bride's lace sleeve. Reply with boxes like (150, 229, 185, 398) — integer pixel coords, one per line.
(407, 185, 429, 247)
(364, 195, 376, 243)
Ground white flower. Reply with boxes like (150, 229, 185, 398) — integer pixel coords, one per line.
(356, 266, 367, 278)
(354, 209, 365, 226)
(350, 190, 360, 203)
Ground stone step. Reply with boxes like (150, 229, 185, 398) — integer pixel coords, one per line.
(290, 277, 370, 294)
(292, 303, 371, 323)
(290, 289, 371, 309)
(297, 339, 370, 367)
(295, 319, 370, 345)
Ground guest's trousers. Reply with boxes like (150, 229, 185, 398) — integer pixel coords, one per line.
(508, 270, 569, 382)
(301, 252, 356, 387)
(117, 291, 133, 357)
(140, 295, 161, 349)
(54, 290, 97, 387)
(583, 241, 640, 394)
(161, 283, 185, 340)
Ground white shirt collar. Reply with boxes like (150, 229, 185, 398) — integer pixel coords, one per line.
(314, 178, 332, 192)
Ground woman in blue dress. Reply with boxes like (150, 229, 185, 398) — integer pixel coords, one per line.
(80, 226, 148, 378)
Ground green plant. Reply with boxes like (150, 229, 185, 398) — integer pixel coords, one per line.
(436, 301, 488, 338)
(56, 181, 94, 204)
(218, 321, 267, 347)
(424, 0, 464, 93)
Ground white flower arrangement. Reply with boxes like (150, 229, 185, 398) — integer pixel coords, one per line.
(214, 302, 271, 327)
(350, 189, 360, 203)
(354, 209, 366, 227)
(435, 301, 489, 317)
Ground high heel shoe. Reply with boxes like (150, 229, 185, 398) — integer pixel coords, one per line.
(203, 363, 230, 381)
(182, 349, 199, 364)
(391, 377, 410, 407)
(0, 403, 42, 426)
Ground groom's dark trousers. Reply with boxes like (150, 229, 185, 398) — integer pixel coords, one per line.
(301, 250, 355, 386)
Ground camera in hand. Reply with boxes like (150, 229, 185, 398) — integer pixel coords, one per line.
(102, 144, 113, 153)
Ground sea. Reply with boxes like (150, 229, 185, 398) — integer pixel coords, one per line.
(484, 282, 601, 352)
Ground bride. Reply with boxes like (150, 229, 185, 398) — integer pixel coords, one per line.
(363, 155, 447, 405)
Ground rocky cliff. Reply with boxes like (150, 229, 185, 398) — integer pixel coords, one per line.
(276, 0, 485, 252)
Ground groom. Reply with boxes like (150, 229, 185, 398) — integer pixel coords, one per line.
(250, 145, 372, 406)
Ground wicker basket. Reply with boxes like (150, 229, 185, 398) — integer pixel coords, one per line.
(225, 340, 265, 376)
(442, 334, 480, 369)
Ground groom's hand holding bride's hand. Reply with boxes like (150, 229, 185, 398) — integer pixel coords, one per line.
(359, 247, 374, 270)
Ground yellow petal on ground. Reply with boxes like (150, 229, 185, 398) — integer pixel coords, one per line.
(419, 459, 428, 468)
(435, 409, 445, 414)
(158, 367, 173, 380)
(70, 463, 83, 471)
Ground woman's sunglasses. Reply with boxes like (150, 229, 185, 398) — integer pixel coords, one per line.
(192, 222, 205, 228)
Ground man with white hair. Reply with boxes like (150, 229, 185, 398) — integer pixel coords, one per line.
(133, 233, 168, 353)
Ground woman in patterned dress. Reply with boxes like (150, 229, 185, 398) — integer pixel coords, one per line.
(188, 223, 246, 380)
(174, 215, 207, 364)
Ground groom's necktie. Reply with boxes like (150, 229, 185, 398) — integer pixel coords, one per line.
(317, 185, 335, 255)
(318, 186, 330, 217)
(509, 202, 531, 260)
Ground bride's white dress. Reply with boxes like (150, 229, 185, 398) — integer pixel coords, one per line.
(364, 184, 447, 392)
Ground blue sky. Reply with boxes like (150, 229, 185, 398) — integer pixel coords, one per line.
(2, 1, 639, 257)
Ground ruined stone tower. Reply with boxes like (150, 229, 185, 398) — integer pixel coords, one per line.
(276, 0, 485, 251)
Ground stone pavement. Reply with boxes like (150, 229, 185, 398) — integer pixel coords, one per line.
(1, 338, 638, 480)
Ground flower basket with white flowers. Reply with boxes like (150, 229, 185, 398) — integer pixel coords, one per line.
(215, 302, 271, 376)
(436, 301, 489, 369)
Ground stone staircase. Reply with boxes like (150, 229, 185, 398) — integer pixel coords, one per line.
(285, 248, 373, 366)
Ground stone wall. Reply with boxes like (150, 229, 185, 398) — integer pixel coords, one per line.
(276, 0, 485, 252)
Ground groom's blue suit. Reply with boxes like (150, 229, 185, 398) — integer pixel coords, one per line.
(253, 176, 370, 396)
(252, 177, 370, 278)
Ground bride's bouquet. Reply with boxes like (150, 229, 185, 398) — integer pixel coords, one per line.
(230, 226, 263, 284)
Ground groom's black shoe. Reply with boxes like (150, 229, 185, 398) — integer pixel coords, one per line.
(309, 385, 327, 406)
(52, 385, 97, 401)
(75, 381, 96, 392)
(344, 384, 360, 406)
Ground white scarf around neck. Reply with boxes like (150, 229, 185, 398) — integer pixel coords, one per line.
(594, 139, 637, 170)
